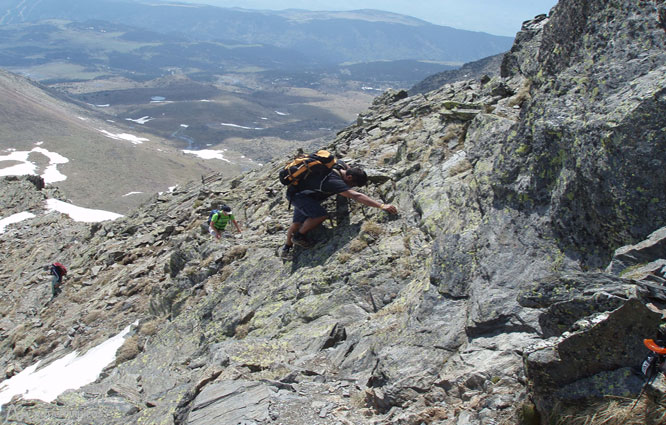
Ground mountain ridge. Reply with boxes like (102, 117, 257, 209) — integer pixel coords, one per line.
(0, 0, 514, 64)
(244, 8, 431, 26)
(409, 53, 506, 95)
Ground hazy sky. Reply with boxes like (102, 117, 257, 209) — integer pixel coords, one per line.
(176, 0, 559, 36)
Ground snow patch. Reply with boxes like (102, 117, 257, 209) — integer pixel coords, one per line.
(32, 147, 69, 184)
(126, 116, 154, 125)
(45, 199, 123, 222)
(220, 123, 264, 130)
(0, 212, 36, 234)
(42, 164, 67, 184)
(98, 129, 148, 144)
(0, 322, 137, 409)
(182, 149, 231, 163)
(0, 147, 69, 183)
(0, 160, 36, 177)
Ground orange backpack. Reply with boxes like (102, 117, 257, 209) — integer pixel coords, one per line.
(278, 150, 337, 188)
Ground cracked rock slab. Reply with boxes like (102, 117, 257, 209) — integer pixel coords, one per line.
(186, 380, 275, 425)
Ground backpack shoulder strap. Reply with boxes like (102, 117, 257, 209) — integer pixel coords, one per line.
(316, 168, 342, 192)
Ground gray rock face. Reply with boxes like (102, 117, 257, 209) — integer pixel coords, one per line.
(186, 380, 275, 425)
(607, 227, 666, 276)
(1, 1, 665, 424)
(525, 299, 661, 411)
(498, 0, 666, 267)
(1, 175, 49, 215)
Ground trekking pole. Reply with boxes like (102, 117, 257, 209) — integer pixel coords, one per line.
(632, 339, 666, 410)
(631, 380, 650, 411)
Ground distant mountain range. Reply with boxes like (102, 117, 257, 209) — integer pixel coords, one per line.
(0, 0, 513, 65)
(0, 19, 457, 84)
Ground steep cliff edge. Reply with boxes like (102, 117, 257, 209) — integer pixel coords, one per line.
(1, 1, 665, 424)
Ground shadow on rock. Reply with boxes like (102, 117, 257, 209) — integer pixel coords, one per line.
(290, 222, 361, 272)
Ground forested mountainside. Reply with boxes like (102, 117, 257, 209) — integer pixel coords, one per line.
(1, 0, 665, 424)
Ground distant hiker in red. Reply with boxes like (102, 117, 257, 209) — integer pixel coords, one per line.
(279, 151, 397, 259)
(48, 262, 67, 298)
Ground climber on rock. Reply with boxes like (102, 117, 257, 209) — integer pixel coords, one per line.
(280, 157, 397, 259)
(208, 205, 242, 239)
(47, 262, 67, 298)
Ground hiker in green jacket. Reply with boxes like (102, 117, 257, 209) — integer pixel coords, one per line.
(209, 205, 242, 239)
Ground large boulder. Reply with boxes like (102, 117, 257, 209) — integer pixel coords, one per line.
(525, 299, 660, 412)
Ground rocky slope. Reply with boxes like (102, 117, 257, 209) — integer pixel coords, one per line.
(1, 0, 665, 424)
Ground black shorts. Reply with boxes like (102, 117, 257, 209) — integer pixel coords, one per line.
(291, 193, 328, 223)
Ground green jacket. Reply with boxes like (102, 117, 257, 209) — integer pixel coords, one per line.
(210, 212, 235, 230)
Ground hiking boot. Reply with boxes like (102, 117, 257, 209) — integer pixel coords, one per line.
(280, 244, 293, 260)
(292, 232, 313, 248)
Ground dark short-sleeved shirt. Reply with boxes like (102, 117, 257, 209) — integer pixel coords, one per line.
(289, 170, 350, 201)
